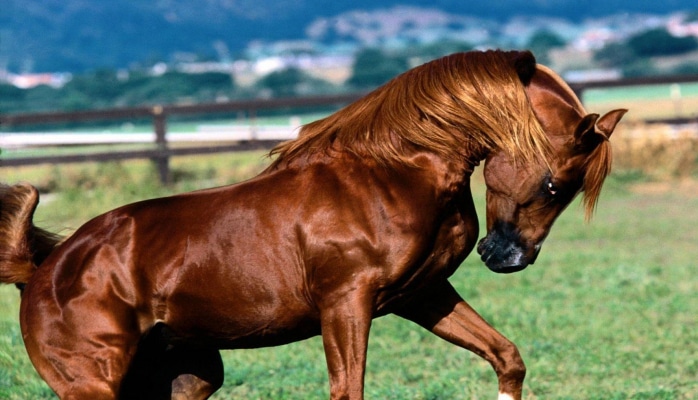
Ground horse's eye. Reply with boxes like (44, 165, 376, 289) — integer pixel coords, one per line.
(546, 181, 558, 196)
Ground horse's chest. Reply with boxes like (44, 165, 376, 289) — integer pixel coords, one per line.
(420, 214, 475, 278)
(376, 210, 477, 309)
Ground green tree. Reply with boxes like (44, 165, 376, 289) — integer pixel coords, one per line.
(407, 40, 474, 61)
(0, 84, 27, 114)
(347, 48, 409, 89)
(594, 42, 637, 68)
(59, 69, 123, 109)
(526, 30, 566, 64)
(256, 68, 331, 98)
(117, 71, 235, 105)
(627, 28, 698, 57)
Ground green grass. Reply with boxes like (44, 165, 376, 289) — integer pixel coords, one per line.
(1, 156, 697, 399)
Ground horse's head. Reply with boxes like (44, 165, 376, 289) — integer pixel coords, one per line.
(477, 61, 626, 273)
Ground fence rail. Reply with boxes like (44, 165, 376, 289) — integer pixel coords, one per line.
(0, 93, 364, 183)
(2, 73, 698, 183)
(568, 73, 698, 93)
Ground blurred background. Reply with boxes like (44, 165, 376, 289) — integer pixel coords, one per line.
(1, 0, 697, 112)
(2, 0, 698, 176)
(1, 0, 697, 179)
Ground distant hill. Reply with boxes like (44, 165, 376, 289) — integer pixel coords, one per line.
(1, 0, 696, 72)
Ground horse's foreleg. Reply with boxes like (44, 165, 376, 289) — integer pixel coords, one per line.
(318, 289, 374, 400)
(395, 281, 526, 400)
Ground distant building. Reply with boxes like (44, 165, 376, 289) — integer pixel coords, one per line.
(2, 72, 72, 89)
(667, 13, 698, 37)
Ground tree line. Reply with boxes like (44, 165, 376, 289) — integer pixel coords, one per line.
(2, 26, 697, 115)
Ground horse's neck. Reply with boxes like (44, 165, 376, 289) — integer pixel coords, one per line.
(263, 141, 482, 201)
(397, 150, 478, 205)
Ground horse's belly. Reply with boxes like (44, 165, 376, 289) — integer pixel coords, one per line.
(160, 279, 320, 349)
(167, 310, 321, 349)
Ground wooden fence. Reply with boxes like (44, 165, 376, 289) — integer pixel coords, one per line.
(2, 73, 698, 183)
(0, 93, 364, 183)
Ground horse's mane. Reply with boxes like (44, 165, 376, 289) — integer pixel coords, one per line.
(581, 135, 612, 220)
(268, 50, 552, 169)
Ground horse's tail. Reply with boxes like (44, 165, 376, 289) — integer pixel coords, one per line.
(0, 183, 62, 287)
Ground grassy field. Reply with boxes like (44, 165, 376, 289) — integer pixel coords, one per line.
(1, 150, 697, 399)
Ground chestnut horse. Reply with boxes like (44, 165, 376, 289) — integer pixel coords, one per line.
(0, 50, 625, 400)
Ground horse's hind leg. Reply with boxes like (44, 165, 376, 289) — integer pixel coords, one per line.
(120, 324, 224, 400)
(20, 299, 142, 399)
(169, 347, 224, 400)
(123, 345, 224, 400)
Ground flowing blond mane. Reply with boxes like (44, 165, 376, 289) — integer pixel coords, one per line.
(268, 50, 552, 169)
(582, 139, 612, 219)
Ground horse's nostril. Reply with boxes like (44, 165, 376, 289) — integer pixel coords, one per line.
(476, 225, 539, 273)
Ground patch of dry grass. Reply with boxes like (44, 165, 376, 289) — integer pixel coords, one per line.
(611, 122, 698, 179)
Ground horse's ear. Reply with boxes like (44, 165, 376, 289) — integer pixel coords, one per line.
(595, 109, 628, 139)
(511, 50, 537, 86)
(574, 113, 601, 151)
(575, 109, 627, 151)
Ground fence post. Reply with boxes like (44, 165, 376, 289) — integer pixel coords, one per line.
(152, 105, 170, 184)
(249, 108, 258, 140)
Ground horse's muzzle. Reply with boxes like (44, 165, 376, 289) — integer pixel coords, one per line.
(476, 223, 541, 274)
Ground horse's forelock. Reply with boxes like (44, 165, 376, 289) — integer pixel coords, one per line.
(269, 50, 553, 168)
